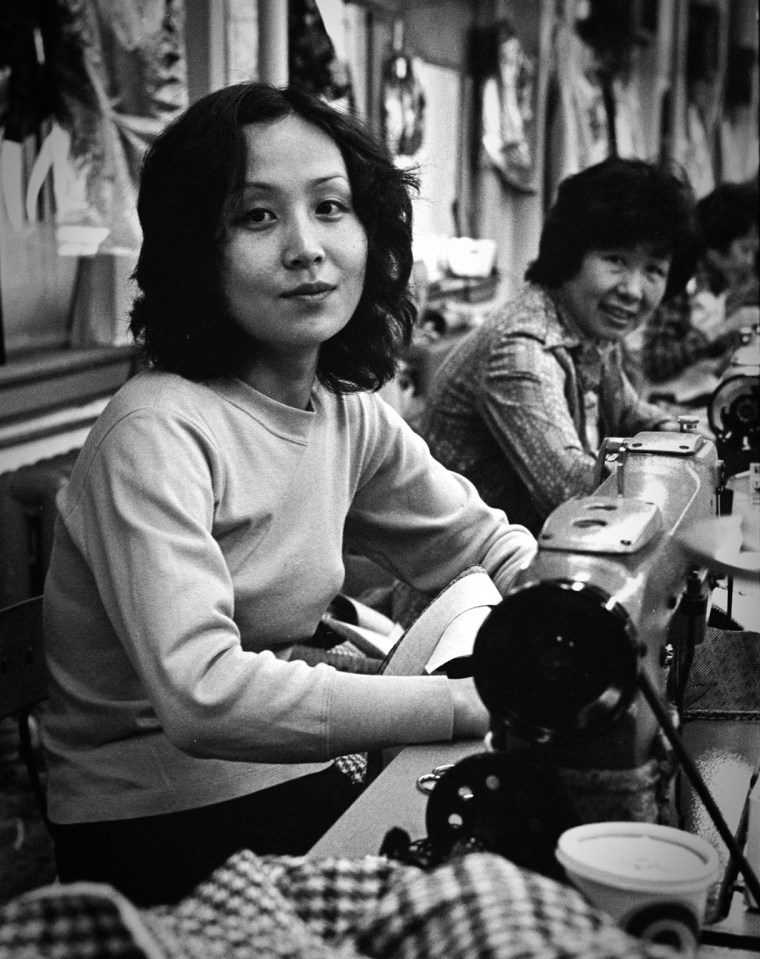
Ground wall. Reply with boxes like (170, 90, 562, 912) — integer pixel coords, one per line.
(0, 1, 200, 473)
(473, 0, 555, 292)
(359, 0, 757, 291)
(1, 0, 757, 473)
(0, 164, 77, 357)
(354, 0, 548, 293)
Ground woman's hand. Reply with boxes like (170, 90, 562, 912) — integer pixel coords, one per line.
(449, 677, 490, 739)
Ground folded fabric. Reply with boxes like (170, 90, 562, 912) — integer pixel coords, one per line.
(1, 848, 681, 959)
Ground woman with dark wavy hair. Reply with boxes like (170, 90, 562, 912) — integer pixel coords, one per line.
(41, 82, 536, 905)
(129, 81, 418, 391)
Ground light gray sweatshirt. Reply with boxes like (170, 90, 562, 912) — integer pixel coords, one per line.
(42, 370, 535, 823)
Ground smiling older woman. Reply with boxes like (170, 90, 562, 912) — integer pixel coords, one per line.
(412, 157, 699, 539)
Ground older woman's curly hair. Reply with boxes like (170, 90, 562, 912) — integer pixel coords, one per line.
(129, 82, 419, 392)
(525, 157, 699, 302)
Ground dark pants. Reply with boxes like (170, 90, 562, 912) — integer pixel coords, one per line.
(51, 765, 362, 906)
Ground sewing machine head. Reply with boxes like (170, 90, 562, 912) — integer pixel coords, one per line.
(421, 423, 725, 881)
(473, 422, 723, 769)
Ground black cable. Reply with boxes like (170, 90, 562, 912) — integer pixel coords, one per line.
(672, 569, 707, 712)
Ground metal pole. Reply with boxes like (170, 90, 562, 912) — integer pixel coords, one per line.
(259, 0, 289, 87)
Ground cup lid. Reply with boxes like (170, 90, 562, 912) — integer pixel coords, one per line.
(556, 822, 720, 892)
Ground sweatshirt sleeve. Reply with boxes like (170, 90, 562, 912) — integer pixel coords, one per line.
(344, 395, 537, 597)
(55, 407, 456, 764)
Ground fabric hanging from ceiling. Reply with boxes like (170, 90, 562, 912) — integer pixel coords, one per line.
(0, 0, 188, 257)
(289, 0, 354, 113)
(479, 19, 538, 194)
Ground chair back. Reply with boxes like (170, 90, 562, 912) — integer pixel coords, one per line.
(0, 595, 49, 824)
(0, 596, 46, 719)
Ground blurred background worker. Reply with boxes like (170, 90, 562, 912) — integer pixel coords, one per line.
(641, 177, 759, 397)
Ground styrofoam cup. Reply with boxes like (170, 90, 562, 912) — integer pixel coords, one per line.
(556, 822, 720, 957)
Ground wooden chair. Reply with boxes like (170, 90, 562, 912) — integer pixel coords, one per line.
(0, 595, 49, 829)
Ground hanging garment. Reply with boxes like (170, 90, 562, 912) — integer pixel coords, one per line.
(0, 0, 58, 230)
(3, 0, 187, 256)
(546, 19, 611, 200)
(381, 51, 426, 162)
(480, 26, 538, 193)
(721, 111, 760, 183)
(677, 100, 716, 199)
(612, 76, 647, 159)
(289, 0, 355, 113)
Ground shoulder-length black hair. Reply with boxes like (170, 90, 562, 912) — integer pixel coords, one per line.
(696, 178, 759, 254)
(525, 157, 699, 302)
(129, 82, 419, 392)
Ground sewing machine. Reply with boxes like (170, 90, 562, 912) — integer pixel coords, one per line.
(708, 324, 759, 478)
(424, 420, 760, 934)
(413, 421, 731, 877)
(311, 421, 760, 950)
(473, 421, 723, 771)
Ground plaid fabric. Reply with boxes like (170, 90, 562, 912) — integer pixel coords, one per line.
(355, 852, 678, 959)
(290, 639, 383, 674)
(144, 852, 397, 959)
(290, 637, 376, 785)
(1, 849, 682, 959)
(334, 751, 368, 785)
(0, 882, 167, 959)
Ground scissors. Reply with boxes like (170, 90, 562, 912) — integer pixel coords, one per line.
(416, 762, 456, 795)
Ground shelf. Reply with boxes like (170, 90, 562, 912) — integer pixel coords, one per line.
(0, 345, 138, 428)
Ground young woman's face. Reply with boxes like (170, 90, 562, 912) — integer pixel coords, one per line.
(222, 115, 368, 369)
(557, 245, 671, 342)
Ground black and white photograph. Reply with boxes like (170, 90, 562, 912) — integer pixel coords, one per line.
(0, 2, 758, 956)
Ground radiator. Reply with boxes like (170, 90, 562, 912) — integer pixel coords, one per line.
(0, 450, 79, 607)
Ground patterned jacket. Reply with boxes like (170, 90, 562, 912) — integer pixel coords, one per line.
(417, 283, 672, 535)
